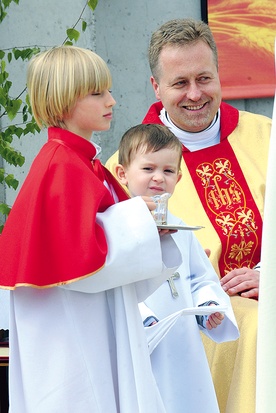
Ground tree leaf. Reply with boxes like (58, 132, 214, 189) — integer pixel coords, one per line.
(6, 98, 22, 120)
(88, 0, 98, 11)
(0, 168, 4, 183)
(66, 28, 80, 42)
(82, 21, 87, 32)
(5, 174, 19, 190)
(0, 203, 11, 216)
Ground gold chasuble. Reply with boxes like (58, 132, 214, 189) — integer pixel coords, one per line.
(134, 100, 271, 413)
(106, 101, 271, 413)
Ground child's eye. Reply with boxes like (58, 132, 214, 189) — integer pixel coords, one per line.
(92, 90, 112, 96)
(142, 167, 152, 171)
(164, 169, 175, 173)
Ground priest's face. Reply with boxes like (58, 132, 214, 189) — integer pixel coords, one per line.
(151, 41, 222, 133)
(116, 147, 181, 198)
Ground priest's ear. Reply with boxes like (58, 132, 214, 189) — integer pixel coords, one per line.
(115, 164, 128, 186)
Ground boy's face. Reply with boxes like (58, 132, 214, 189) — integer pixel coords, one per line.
(116, 147, 181, 197)
(63, 90, 116, 140)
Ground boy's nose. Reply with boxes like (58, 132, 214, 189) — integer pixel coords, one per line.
(153, 172, 164, 182)
(107, 91, 116, 107)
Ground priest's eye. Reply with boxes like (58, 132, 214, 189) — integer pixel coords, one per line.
(174, 80, 187, 87)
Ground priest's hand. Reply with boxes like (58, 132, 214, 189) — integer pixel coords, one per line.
(220, 267, 259, 299)
(204, 248, 211, 258)
(206, 305, 224, 330)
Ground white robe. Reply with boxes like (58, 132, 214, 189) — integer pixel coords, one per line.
(141, 212, 239, 413)
(0, 289, 9, 329)
(9, 197, 182, 413)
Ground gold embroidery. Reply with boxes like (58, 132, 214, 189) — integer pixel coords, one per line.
(196, 158, 258, 273)
(229, 240, 254, 264)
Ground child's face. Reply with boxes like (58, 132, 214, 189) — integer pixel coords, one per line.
(116, 147, 181, 197)
(64, 90, 116, 140)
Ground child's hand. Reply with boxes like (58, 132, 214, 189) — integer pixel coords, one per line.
(141, 196, 158, 211)
(140, 196, 177, 236)
(149, 320, 158, 326)
(158, 228, 178, 236)
(206, 305, 224, 330)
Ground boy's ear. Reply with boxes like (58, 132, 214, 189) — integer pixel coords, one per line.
(177, 171, 182, 184)
(115, 164, 128, 185)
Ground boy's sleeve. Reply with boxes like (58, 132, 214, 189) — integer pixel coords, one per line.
(61, 196, 182, 300)
(189, 233, 239, 342)
(138, 302, 159, 326)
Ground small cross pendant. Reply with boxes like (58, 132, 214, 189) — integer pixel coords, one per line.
(167, 272, 180, 298)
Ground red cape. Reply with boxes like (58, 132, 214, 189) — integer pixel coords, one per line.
(0, 128, 129, 289)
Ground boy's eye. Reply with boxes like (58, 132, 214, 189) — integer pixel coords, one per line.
(92, 90, 112, 96)
(142, 167, 152, 171)
(164, 169, 175, 173)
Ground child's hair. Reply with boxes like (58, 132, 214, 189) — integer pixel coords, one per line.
(27, 45, 112, 129)
(118, 123, 183, 169)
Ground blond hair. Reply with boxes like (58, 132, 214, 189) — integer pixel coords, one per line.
(149, 18, 218, 81)
(27, 45, 112, 128)
(118, 124, 182, 170)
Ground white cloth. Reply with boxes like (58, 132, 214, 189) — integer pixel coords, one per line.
(141, 212, 239, 413)
(159, 108, 220, 151)
(0, 289, 9, 329)
(256, 90, 276, 412)
(141, 303, 228, 354)
(9, 197, 182, 413)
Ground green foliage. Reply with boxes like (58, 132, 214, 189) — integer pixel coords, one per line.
(0, 0, 19, 23)
(0, 0, 98, 231)
(0, 168, 18, 189)
(66, 28, 81, 43)
(88, 0, 98, 10)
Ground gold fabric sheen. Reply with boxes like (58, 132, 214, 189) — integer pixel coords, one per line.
(201, 295, 258, 412)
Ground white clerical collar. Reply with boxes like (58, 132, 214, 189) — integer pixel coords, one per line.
(91, 141, 116, 196)
(159, 107, 221, 151)
(91, 141, 102, 159)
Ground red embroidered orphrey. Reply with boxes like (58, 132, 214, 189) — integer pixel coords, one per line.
(183, 139, 263, 276)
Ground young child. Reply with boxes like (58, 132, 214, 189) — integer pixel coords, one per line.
(0, 47, 182, 413)
(115, 123, 239, 413)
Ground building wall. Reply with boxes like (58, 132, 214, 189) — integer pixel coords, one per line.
(0, 0, 274, 205)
